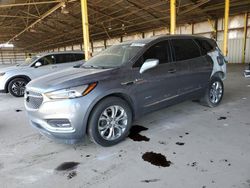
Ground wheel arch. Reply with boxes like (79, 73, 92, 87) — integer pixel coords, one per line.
(85, 92, 136, 134)
(5, 75, 31, 93)
(211, 71, 225, 80)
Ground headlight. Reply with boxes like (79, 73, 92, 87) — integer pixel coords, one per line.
(45, 83, 97, 99)
(0, 72, 5, 76)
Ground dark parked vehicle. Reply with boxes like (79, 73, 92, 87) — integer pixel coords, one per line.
(25, 35, 226, 146)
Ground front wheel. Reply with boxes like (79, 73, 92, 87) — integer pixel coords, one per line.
(88, 97, 132, 147)
(200, 77, 224, 107)
(8, 78, 28, 97)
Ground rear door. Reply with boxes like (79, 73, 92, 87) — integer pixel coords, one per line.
(170, 38, 210, 96)
(129, 40, 178, 113)
(54, 54, 76, 70)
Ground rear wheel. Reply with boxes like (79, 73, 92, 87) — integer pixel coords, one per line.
(200, 77, 224, 107)
(8, 78, 28, 97)
(88, 97, 132, 147)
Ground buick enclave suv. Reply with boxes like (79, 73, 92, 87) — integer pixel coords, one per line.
(25, 35, 226, 146)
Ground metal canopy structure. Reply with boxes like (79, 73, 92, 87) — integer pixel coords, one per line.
(0, 0, 250, 52)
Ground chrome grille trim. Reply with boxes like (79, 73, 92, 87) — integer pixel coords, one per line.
(25, 90, 43, 109)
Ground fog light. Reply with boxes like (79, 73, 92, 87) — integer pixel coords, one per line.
(47, 119, 71, 128)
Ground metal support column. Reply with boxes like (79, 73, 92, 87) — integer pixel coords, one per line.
(81, 0, 90, 60)
(242, 12, 248, 64)
(170, 0, 176, 35)
(223, 0, 230, 56)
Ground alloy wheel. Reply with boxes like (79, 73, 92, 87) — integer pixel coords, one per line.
(209, 81, 223, 104)
(98, 105, 128, 141)
(11, 81, 26, 96)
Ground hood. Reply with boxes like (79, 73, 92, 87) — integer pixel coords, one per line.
(0, 64, 29, 73)
(27, 67, 116, 93)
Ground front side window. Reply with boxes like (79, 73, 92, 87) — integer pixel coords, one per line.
(171, 39, 201, 61)
(37, 55, 56, 66)
(83, 43, 143, 68)
(133, 40, 171, 67)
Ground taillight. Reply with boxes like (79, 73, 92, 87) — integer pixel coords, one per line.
(217, 55, 225, 66)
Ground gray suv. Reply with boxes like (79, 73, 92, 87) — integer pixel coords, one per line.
(25, 35, 226, 146)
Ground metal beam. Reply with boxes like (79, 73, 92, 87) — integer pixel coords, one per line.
(242, 12, 248, 64)
(4, 0, 77, 45)
(81, 0, 91, 60)
(170, 0, 176, 34)
(223, 0, 230, 56)
(0, 1, 62, 8)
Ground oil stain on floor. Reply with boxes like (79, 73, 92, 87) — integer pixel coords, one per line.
(141, 179, 160, 183)
(128, 125, 150, 142)
(67, 171, 77, 179)
(142, 152, 172, 167)
(176, 142, 185, 146)
(218, 116, 227, 120)
(55, 162, 80, 171)
(55, 162, 80, 180)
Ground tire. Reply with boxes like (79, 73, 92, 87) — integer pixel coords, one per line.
(8, 78, 28, 97)
(200, 77, 224, 107)
(88, 97, 133, 147)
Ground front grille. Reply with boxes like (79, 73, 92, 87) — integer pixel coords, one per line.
(25, 90, 43, 109)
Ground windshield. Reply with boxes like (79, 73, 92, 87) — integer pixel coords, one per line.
(18, 56, 40, 66)
(83, 43, 144, 68)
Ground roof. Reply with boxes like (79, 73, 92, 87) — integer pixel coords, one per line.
(120, 34, 213, 45)
(36, 50, 84, 57)
(0, 0, 249, 52)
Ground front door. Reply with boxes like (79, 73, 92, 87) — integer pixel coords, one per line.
(129, 40, 178, 114)
(30, 54, 57, 78)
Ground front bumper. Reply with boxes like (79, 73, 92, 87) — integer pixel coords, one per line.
(25, 94, 93, 144)
(0, 76, 7, 92)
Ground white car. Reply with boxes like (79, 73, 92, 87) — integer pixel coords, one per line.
(0, 51, 85, 97)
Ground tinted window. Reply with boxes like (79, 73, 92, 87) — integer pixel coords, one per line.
(171, 39, 201, 61)
(38, 55, 56, 66)
(74, 53, 85, 61)
(55, 54, 75, 64)
(195, 39, 215, 55)
(133, 40, 171, 67)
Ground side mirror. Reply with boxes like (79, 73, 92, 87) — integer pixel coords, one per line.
(34, 62, 42, 67)
(139, 59, 159, 74)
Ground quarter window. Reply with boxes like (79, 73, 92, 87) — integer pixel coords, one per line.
(195, 39, 215, 55)
(74, 53, 85, 61)
(171, 39, 201, 61)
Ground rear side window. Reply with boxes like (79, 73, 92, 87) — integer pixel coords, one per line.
(171, 39, 201, 61)
(133, 40, 171, 67)
(74, 53, 85, 61)
(195, 39, 215, 55)
(55, 54, 75, 64)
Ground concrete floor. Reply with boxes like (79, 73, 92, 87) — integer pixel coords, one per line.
(0, 64, 250, 188)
